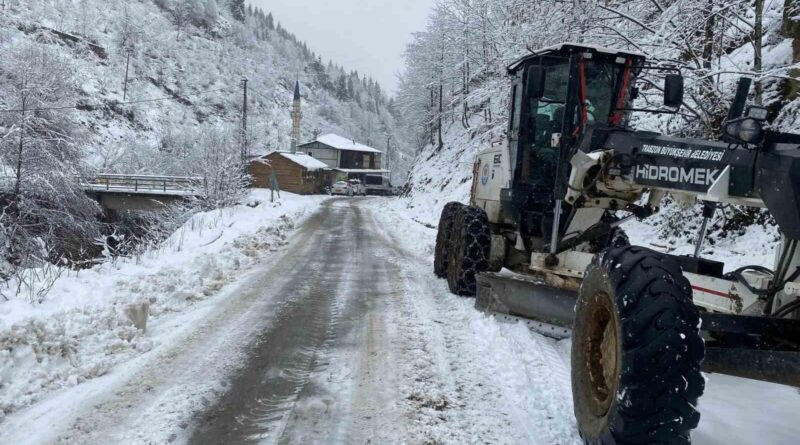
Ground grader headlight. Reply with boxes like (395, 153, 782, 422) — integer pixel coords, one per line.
(725, 117, 764, 145)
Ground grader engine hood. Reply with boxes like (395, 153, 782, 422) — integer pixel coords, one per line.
(598, 129, 800, 239)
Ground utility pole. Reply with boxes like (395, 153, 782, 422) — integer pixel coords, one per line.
(385, 134, 391, 171)
(754, 0, 764, 105)
(14, 95, 26, 202)
(123, 51, 131, 101)
(241, 77, 248, 161)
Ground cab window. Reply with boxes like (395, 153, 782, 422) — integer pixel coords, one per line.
(518, 61, 569, 189)
(583, 60, 620, 123)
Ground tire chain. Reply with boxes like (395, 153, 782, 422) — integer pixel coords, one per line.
(434, 202, 464, 278)
(447, 206, 490, 296)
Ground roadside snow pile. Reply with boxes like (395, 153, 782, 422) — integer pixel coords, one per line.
(0, 191, 326, 420)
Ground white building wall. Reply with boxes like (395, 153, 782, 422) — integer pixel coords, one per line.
(305, 147, 338, 168)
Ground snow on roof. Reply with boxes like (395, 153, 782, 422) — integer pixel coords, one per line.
(308, 133, 382, 154)
(278, 152, 329, 171)
(508, 42, 646, 72)
(533, 42, 646, 58)
(335, 169, 390, 174)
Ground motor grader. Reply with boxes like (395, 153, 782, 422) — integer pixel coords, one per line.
(434, 43, 800, 444)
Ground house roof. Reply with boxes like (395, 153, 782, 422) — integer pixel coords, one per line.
(262, 151, 329, 171)
(301, 133, 382, 154)
(335, 169, 390, 174)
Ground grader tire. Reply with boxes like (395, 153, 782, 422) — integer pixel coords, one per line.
(434, 202, 465, 278)
(446, 206, 490, 296)
(572, 246, 705, 445)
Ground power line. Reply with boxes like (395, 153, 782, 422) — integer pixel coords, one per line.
(0, 87, 234, 113)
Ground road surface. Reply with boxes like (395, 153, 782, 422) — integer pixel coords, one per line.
(185, 198, 578, 444)
(3, 198, 799, 444)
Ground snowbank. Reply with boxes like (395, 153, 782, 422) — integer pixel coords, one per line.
(0, 191, 327, 420)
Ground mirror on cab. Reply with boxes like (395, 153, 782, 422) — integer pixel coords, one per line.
(664, 74, 684, 108)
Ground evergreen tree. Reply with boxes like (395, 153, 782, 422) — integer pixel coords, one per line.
(336, 75, 349, 100)
(347, 76, 356, 99)
(229, 0, 245, 21)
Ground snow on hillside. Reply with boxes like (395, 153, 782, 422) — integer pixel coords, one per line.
(0, 190, 326, 420)
(0, 0, 412, 178)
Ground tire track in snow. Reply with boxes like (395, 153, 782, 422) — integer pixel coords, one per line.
(189, 204, 352, 444)
(370, 206, 582, 444)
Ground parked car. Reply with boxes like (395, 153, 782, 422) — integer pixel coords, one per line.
(331, 180, 354, 196)
(348, 179, 367, 196)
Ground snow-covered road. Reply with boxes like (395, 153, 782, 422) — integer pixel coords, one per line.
(3, 197, 800, 444)
(187, 198, 581, 444)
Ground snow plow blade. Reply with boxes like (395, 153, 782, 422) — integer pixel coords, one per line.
(475, 272, 577, 337)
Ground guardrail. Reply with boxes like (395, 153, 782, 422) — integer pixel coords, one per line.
(84, 174, 206, 196)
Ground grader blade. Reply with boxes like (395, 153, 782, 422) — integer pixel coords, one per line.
(475, 272, 577, 338)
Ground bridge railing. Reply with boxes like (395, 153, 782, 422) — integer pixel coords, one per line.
(84, 174, 206, 196)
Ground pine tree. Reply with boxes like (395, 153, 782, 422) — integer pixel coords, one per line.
(229, 0, 245, 22)
(347, 76, 356, 99)
(336, 75, 349, 100)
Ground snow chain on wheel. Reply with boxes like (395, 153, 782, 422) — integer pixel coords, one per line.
(572, 246, 705, 445)
(434, 202, 465, 278)
(446, 206, 490, 296)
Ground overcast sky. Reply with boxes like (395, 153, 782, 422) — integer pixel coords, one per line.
(248, 0, 434, 96)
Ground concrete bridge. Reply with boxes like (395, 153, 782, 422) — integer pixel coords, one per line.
(84, 174, 205, 211)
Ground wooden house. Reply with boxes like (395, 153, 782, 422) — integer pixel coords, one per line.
(297, 134, 389, 182)
(248, 151, 332, 195)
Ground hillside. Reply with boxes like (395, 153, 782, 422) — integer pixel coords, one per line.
(396, 0, 800, 270)
(0, 0, 414, 274)
(0, 0, 412, 178)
